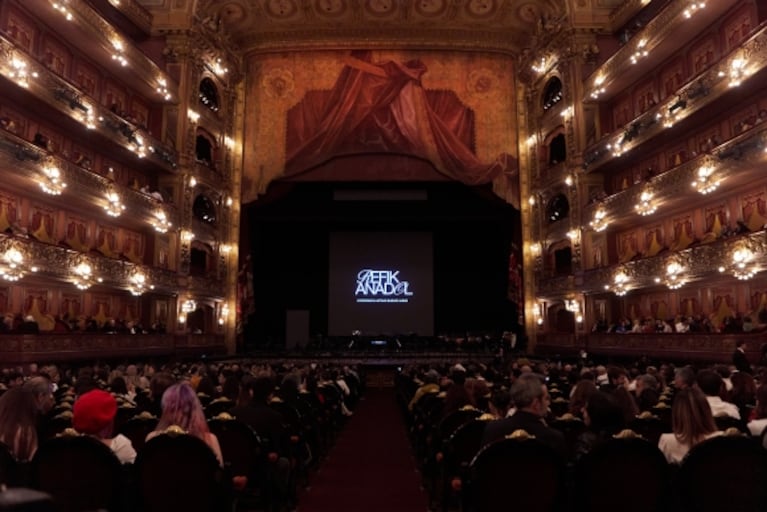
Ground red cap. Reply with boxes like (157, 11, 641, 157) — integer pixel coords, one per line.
(73, 389, 117, 435)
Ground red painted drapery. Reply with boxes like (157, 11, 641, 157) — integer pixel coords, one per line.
(285, 50, 513, 185)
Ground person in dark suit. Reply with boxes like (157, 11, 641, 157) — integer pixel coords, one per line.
(481, 373, 566, 458)
(733, 340, 751, 374)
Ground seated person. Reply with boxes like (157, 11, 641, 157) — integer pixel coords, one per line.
(73, 389, 136, 464)
(658, 388, 721, 464)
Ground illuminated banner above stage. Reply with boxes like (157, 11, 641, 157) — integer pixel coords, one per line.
(355, 269, 413, 303)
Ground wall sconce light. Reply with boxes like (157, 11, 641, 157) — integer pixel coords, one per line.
(211, 58, 228, 77)
(565, 174, 574, 186)
(182, 299, 197, 313)
(187, 109, 200, 123)
(180, 230, 194, 243)
(567, 229, 580, 241)
(534, 302, 544, 325)
(188, 177, 197, 188)
(128, 269, 154, 295)
(529, 242, 541, 256)
(0, 247, 36, 281)
(219, 303, 229, 325)
(220, 244, 232, 255)
(71, 261, 102, 290)
(565, 299, 583, 323)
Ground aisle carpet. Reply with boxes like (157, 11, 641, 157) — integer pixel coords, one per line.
(298, 389, 429, 511)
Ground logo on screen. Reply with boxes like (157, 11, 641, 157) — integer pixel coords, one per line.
(355, 269, 413, 303)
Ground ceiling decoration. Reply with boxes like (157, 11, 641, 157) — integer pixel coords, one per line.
(186, 0, 568, 54)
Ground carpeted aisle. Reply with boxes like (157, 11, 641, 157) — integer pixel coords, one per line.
(298, 389, 429, 512)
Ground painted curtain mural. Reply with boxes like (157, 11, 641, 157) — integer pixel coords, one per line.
(242, 50, 518, 206)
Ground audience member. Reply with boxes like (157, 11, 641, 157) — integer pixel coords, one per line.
(481, 373, 566, 458)
(408, 369, 440, 411)
(696, 369, 740, 419)
(658, 387, 721, 464)
(732, 340, 751, 374)
(0, 387, 39, 461)
(747, 383, 767, 437)
(573, 391, 625, 461)
(147, 382, 223, 466)
(674, 366, 696, 389)
(73, 389, 136, 464)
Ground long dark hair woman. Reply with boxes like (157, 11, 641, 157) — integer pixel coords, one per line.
(0, 387, 39, 461)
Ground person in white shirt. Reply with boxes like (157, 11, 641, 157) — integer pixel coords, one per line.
(658, 388, 722, 464)
(747, 383, 767, 437)
(696, 369, 740, 419)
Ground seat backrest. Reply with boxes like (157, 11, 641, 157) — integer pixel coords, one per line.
(444, 419, 489, 473)
(468, 435, 566, 512)
(208, 417, 262, 477)
(439, 408, 482, 441)
(135, 431, 227, 512)
(573, 436, 669, 512)
(713, 415, 747, 434)
(204, 398, 234, 419)
(674, 435, 767, 512)
(629, 415, 669, 446)
(118, 414, 158, 455)
(0, 488, 55, 512)
(30, 434, 124, 512)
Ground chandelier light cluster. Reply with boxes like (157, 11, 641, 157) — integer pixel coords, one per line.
(590, 207, 608, 232)
(151, 211, 172, 233)
(655, 261, 687, 290)
(635, 191, 657, 216)
(5, 55, 38, 89)
(39, 163, 67, 195)
(0, 247, 37, 282)
(606, 271, 630, 296)
(683, 2, 706, 18)
(719, 57, 749, 88)
(719, 247, 758, 281)
(71, 262, 102, 290)
(128, 269, 154, 296)
(104, 190, 126, 217)
(692, 165, 720, 194)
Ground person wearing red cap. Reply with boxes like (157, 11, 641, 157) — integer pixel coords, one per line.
(73, 389, 136, 464)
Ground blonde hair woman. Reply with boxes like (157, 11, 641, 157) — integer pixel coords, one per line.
(658, 387, 721, 464)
